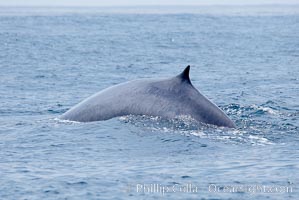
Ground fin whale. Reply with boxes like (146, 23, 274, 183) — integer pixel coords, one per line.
(61, 66, 236, 128)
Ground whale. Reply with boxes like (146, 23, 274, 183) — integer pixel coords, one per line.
(61, 66, 236, 128)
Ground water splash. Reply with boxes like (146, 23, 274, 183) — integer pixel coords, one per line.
(119, 100, 299, 145)
(119, 114, 273, 146)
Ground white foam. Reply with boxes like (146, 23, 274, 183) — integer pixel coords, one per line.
(252, 104, 279, 115)
(248, 135, 274, 145)
(53, 117, 81, 124)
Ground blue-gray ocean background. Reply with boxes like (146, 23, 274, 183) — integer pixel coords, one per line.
(0, 6, 298, 199)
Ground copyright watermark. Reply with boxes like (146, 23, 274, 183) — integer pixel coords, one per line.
(124, 183, 294, 195)
(125, 183, 199, 195)
(208, 184, 293, 194)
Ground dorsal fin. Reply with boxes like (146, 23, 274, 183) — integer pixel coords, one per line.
(177, 65, 191, 84)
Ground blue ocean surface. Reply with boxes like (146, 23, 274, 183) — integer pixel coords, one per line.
(0, 5, 298, 200)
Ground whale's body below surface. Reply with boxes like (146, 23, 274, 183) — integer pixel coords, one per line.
(61, 66, 236, 128)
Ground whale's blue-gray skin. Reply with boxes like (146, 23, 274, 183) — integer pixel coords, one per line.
(61, 66, 236, 128)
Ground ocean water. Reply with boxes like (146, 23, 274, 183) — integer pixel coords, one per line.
(0, 6, 299, 200)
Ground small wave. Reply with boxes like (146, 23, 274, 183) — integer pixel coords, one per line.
(250, 104, 279, 115)
(223, 103, 280, 117)
(248, 135, 274, 145)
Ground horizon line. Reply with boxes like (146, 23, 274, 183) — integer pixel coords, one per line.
(0, 3, 299, 7)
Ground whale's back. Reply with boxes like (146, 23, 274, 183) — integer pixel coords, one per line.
(61, 66, 235, 128)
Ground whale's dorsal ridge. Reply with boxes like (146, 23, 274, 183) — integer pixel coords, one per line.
(61, 63, 236, 128)
(177, 65, 191, 84)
